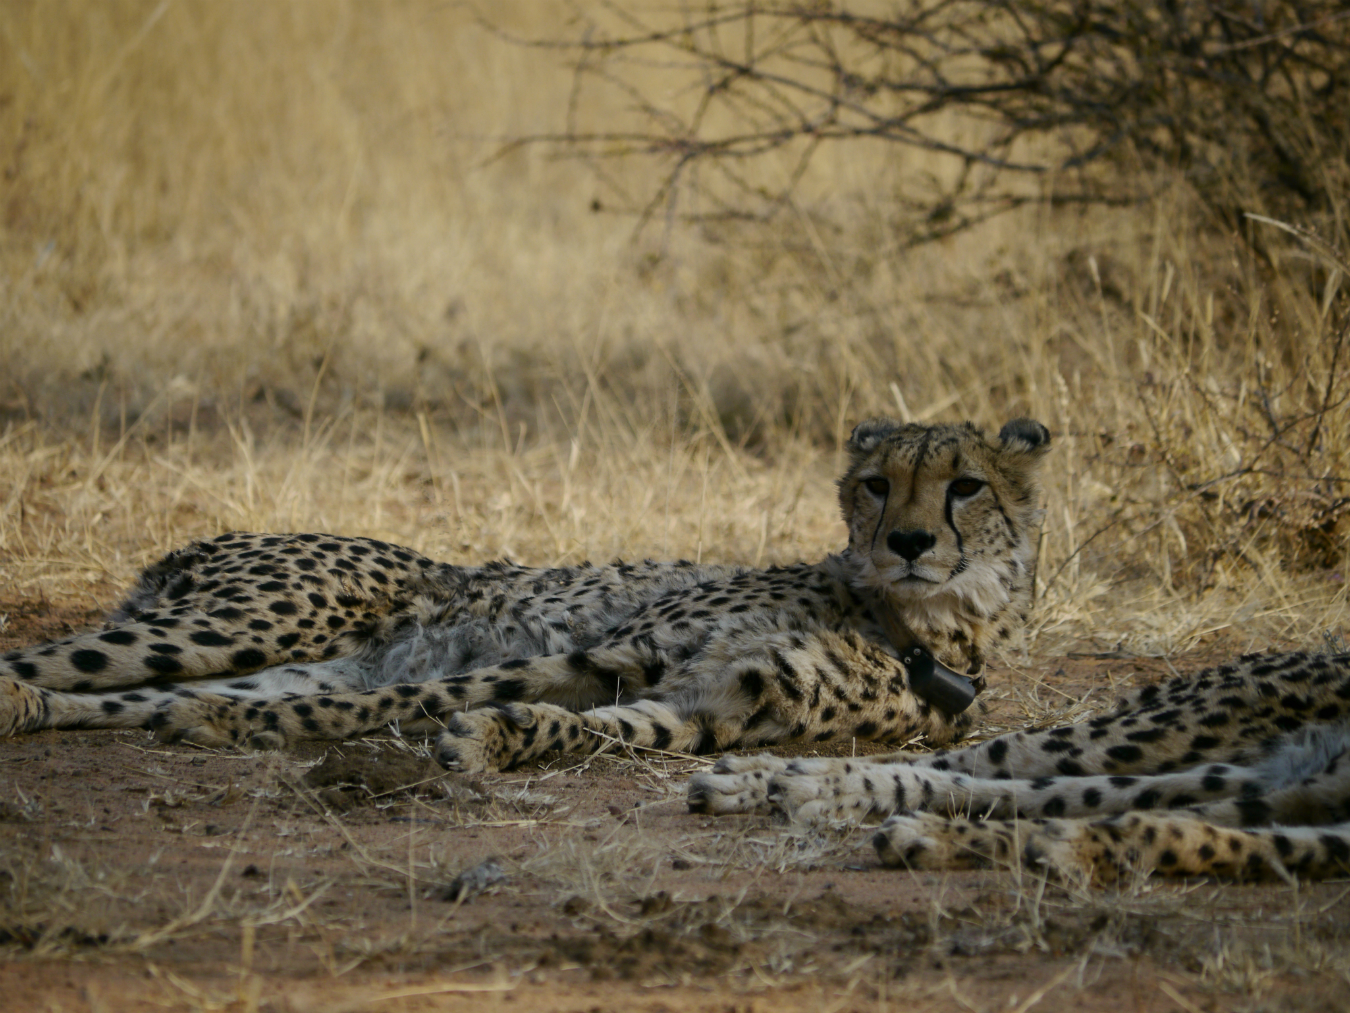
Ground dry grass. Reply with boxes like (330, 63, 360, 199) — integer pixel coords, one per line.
(2, 1, 1347, 659)
(3, 1, 1350, 1008)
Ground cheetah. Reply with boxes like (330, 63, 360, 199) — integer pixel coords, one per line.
(1, 417, 1049, 774)
(689, 652, 1350, 882)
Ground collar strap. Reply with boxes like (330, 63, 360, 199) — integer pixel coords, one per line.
(872, 604, 980, 715)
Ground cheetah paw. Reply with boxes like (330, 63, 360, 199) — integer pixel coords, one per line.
(0, 677, 47, 736)
(873, 813, 1071, 874)
(707, 752, 791, 776)
(767, 760, 885, 825)
(872, 813, 948, 868)
(686, 768, 779, 814)
(150, 693, 286, 751)
(433, 705, 525, 773)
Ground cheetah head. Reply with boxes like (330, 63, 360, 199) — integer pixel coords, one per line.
(837, 417, 1051, 676)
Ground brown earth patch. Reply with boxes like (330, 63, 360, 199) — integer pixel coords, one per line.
(3, 602, 1348, 1012)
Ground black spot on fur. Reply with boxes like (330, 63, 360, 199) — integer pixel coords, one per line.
(1131, 789, 1161, 810)
(739, 669, 765, 700)
(71, 650, 109, 673)
(1320, 834, 1350, 865)
(231, 648, 267, 669)
(651, 724, 673, 750)
(493, 680, 526, 702)
(1105, 744, 1143, 764)
(1235, 799, 1273, 826)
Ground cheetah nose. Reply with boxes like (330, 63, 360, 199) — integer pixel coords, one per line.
(887, 529, 935, 561)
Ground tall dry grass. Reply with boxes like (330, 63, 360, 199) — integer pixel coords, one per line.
(0, 0, 1347, 659)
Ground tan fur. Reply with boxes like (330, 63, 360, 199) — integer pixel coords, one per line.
(0, 418, 1051, 772)
(693, 653, 1350, 881)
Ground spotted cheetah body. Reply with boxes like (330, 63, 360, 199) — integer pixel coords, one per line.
(691, 650, 1350, 881)
(8, 415, 1350, 882)
(1, 418, 1053, 772)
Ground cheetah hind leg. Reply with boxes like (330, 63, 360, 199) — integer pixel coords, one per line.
(1026, 813, 1339, 882)
(873, 812, 1072, 876)
(872, 812, 1350, 882)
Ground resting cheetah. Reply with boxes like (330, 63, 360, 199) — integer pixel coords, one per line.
(0, 418, 1050, 773)
(690, 652, 1350, 882)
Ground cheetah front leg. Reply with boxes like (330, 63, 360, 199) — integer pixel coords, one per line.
(149, 648, 680, 750)
(688, 755, 934, 818)
(686, 751, 923, 815)
(686, 754, 796, 814)
(434, 699, 748, 773)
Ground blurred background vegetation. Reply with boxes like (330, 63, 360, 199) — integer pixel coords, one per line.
(1, 0, 1348, 656)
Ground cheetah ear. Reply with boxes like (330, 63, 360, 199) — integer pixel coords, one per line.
(847, 417, 905, 457)
(997, 418, 1051, 458)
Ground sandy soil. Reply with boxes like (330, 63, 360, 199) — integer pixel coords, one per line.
(3, 594, 1349, 1012)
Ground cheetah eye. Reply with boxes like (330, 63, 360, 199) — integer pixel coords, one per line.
(863, 477, 889, 497)
(949, 478, 984, 498)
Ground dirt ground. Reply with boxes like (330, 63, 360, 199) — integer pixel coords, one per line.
(4, 595, 1350, 1013)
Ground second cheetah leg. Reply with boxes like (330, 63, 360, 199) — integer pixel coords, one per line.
(1177, 751, 1350, 828)
(687, 750, 920, 815)
(692, 754, 1274, 824)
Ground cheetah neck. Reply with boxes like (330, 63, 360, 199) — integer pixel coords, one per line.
(815, 556, 955, 659)
(817, 554, 982, 715)
(821, 551, 985, 674)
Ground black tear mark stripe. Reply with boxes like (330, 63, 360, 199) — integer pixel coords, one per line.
(942, 483, 967, 579)
(869, 481, 890, 555)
